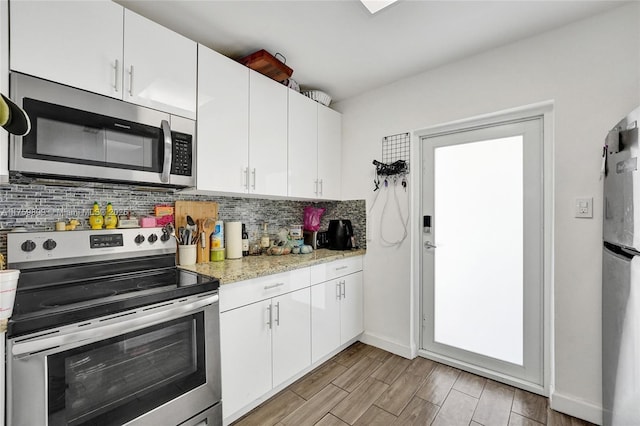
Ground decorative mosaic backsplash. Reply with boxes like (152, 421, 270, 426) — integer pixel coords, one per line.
(0, 174, 366, 257)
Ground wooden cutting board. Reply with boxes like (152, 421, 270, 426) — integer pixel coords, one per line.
(175, 200, 219, 263)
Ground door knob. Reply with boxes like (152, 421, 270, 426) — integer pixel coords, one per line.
(424, 241, 437, 249)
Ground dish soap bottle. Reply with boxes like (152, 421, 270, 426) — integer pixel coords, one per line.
(89, 202, 104, 229)
(104, 202, 117, 229)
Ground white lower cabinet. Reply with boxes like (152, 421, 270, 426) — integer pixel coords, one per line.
(219, 269, 311, 419)
(311, 271, 364, 363)
(220, 299, 272, 418)
(219, 257, 363, 422)
(272, 288, 311, 387)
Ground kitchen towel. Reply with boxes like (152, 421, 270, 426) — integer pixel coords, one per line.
(225, 221, 243, 259)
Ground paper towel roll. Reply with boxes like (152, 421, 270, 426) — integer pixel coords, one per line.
(225, 221, 243, 259)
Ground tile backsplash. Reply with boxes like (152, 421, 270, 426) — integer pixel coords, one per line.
(0, 175, 365, 258)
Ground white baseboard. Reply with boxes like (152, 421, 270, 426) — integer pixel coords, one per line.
(359, 331, 413, 359)
(550, 391, 602, 425)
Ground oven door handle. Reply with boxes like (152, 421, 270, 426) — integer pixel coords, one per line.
(11, 294, 218, 358)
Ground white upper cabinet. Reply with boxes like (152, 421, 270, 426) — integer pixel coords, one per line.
(10, 2, 196, 118)
(123, 10, 197, 118)
(317, 106, 342, 200)
(288, 90, 342, 200)
(197, 48, 288, 196)
(288, 91, 319, 198)
(10, 1, 123, 98)
(197, 45, 249, 193)
(249, 71, 288, 196)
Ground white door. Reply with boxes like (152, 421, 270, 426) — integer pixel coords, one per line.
(123, 10, 197, 118)
(196, 45, 249, 193)
(288, 91, 318, 198)
(317, 106, 342, 200)
(421, 117, 544, 387)
(311, 281, 341, 363)
(249, 71, 288, 196)
(10, 1, 123, 98)
(272, 288, 311, 387)
(220, 300, 272, 418)
(340, 272, 364, 344)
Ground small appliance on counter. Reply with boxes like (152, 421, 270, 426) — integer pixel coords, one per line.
(327, 219, 354, 250)
(303, 230, 329, 250)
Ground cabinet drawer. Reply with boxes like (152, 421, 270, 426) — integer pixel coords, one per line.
(220, 267, 311, 312)
(311, 256, 363, 284)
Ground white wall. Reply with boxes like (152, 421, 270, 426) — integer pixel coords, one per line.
(334, 3, 640, 423)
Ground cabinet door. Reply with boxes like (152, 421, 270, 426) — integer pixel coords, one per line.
(10, 1, 123, 98)
(123, 10, 197, 118)
(288, 91, 318, 198)
(272, 288, 311, 387)
(220, 300, 272, 418)
(311, 281, 341, 363)
(249, 72, 288, 196)
(317, 106, 342, 200)
(340, 272, 364, 344)
(197, 45, 249, 193)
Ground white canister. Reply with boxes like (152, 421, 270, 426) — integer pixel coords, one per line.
(225, 221, 243, 259)
(0, 269, 20, 319)
(178, 245, 197, 266)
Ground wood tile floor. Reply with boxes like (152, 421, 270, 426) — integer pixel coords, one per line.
(232, 342, 595, 426)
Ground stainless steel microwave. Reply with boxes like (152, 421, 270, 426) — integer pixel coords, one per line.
(9, 73, 195, 188)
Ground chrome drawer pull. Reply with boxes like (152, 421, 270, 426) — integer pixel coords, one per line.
(264, 282, 285, 290)
(335, 266, 349, 271)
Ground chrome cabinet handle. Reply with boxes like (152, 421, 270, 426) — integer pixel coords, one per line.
(242, 167, 249, 189)
(335, 265, 348, 271)
(424, 241, 437, 249)
(113, 59, 119, 92)
(251, 168, 256, 190)
(160, 120, 172, 183)
(336, 282, 341, 300)
(128, 65, 134, 96)
(341, 280, 346, 298)
(319, 179, 323, 196)
(275, 302, 280, 326)
(264, 282, 285, 290)
(314, 180, 319, 196)
(267, 304, 273, 329)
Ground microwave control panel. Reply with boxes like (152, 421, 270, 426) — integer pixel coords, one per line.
(171, 133, 193, 176)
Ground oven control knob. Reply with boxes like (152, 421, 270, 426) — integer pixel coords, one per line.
(21, 240, 36, 252)
(160, 232, 170, 242)
(148, 233, 158, 244)
(134, 234, 145, 244)
(43, 239, 57, 251)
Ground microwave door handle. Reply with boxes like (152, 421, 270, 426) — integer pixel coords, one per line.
(161, 119, 172, 183)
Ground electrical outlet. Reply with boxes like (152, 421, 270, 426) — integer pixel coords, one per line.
(575, 197, 593, 218)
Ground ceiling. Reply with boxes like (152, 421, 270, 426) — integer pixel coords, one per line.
(116, 0, 627, 103)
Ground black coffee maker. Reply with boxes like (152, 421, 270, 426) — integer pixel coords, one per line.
(327, 219, 354, 250)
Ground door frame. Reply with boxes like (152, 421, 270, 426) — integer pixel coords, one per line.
(410, 101, 554, 396)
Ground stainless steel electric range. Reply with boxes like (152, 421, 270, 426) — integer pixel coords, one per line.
(5, 227, 222, 426)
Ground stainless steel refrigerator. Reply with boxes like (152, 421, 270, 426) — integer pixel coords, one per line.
(603, 106, 640, 426)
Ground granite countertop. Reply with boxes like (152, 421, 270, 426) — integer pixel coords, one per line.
(180, 248, 366, 285)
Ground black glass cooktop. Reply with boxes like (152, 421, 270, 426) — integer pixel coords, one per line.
(7, 255, 219, 338)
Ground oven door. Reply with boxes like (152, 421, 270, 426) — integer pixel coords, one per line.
(7, 294, 221, 426)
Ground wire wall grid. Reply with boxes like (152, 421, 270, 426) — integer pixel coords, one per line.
(382, 132, 410, 172)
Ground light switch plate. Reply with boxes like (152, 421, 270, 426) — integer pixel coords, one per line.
(575, 197, 593, 218)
